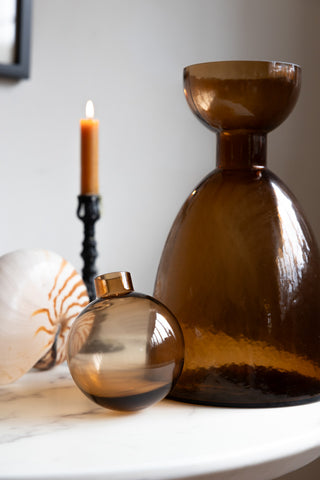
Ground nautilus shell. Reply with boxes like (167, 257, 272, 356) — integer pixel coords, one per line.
(0, 249, 89, 385)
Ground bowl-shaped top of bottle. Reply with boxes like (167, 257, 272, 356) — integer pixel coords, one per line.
(184, 60, 301, 133)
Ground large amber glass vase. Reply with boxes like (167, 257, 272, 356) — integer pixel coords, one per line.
(154, 61, 320, 407)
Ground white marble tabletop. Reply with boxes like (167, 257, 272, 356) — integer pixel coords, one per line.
(0, 363, 320, 480)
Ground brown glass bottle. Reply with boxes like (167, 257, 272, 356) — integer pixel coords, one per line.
(67, 272, 184, 412)
(154, 61, 320, 407)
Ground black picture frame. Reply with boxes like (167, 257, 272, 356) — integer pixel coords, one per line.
(0, 0, 32, 79)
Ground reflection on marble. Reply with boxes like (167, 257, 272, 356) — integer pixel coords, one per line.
(0, 363, 320, 480)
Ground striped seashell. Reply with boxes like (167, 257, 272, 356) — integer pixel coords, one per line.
(0, 249, 89, 385)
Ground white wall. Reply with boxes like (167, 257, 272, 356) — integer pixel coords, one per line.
(0, 0, 319, 295)
(0, 1, 319, 476)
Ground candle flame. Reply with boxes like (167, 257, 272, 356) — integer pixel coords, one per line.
(86, 100, 94, 119)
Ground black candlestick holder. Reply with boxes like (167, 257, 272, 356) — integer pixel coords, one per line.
(77, 194, 101, 301)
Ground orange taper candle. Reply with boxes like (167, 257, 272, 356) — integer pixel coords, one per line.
(80, 100, 99, 194)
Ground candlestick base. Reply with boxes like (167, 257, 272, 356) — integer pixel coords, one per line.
(77, 195, 101, 301)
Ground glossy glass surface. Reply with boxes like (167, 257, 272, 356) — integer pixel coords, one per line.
(67, 272, 184, 412)
(183, 61, 300, 133)
(154, 61, 320, 407)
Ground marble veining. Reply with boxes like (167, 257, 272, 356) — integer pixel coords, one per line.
(0, 366, 104, 444)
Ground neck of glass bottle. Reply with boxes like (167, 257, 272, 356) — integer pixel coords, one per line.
(217, 131, 267, 170)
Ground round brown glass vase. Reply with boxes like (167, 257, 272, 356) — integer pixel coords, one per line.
(67, 272, 184, 412)
(154, 61, 320, 407)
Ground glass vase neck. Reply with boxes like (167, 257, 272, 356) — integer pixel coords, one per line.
(217, 131, 266, 170)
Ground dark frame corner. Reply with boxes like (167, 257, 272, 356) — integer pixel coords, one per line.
(0, 0, 32, 80)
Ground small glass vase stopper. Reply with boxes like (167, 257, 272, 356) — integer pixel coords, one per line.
(67, 272, 184, 412)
